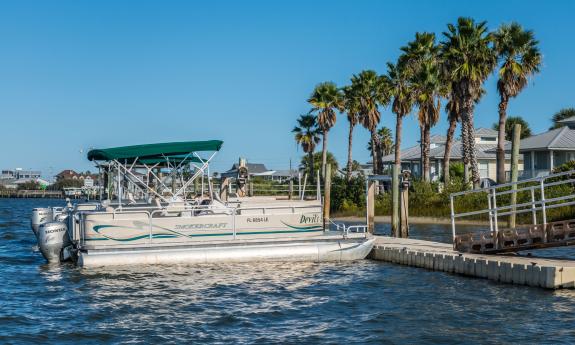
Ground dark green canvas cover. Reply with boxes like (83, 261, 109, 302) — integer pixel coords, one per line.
(87, 140, 223, 161)
(138, 155, 204, 165)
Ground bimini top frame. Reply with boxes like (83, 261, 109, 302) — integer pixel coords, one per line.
(87, 140, 223, 205)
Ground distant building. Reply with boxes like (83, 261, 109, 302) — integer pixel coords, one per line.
(55, 169, 82, 181)
(0, 168, 43, 189)
(381, 127, 523, 182)
(221, 161, 297, 182)
(506, 116, 575, 178)
(55, 170, 99, 182)
(0, 169, 41, 180)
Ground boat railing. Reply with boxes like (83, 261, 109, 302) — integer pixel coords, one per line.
(449, 168, 575, 252)
(77, 203, 323, 246)
(326, 218, 368, 238)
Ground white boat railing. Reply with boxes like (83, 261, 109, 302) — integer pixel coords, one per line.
(75, 203, 325, 247)
(450, 168, 575, 250)
(327, 219, 368, 238)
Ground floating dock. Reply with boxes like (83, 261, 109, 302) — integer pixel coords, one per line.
(370, 236, 575, 289)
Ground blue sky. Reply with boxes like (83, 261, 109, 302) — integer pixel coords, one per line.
(1, 0, 574, 177)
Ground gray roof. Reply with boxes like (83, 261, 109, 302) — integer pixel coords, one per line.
(228, 163, 269, 174)
(511, 126, 575, 151)
(475, 127, 498, 136)
(221, 162, 270, 178)
(558, 116, 575, 124)
(271, 169, 298, 177)
(382, 140, 514, 162)
(430, 134, 447, 144)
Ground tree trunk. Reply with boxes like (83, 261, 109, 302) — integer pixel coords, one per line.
(321, 130, 328, 179)
(394, 114, 403, 169)
(392, 113, 403, 238)
(420, 125, 425, 180)
(370, 130, 379, 175)
(443, 115, 457, 185)
(346, 122, 354, 181)
(460, 110, 470, 187)
(464, 100, 481, 188)
(496, 95, 509, 184)
(308, 151, 314, 183)
(423, 123, 431, 182)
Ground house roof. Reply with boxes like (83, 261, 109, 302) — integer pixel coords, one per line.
(475, 127, 498, 136)
(430, 134, 447, 144)
(558, 116, 575, 124)
(512, 126, 575, 151)
(221, 162, 270, 177)
(229, 163, 269, 174)
(56, 169, 79, 177)
(382, 140, 514, 162)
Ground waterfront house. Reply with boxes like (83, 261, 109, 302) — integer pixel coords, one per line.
(509, 116, 575, 178)
(381, 128, 524, 182)
(221, 162, 296, 182)
(55, 170, 98, 182)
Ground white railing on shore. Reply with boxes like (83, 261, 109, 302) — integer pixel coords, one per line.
(450, 169, 575, 246)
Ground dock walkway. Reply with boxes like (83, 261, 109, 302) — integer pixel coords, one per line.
(370, 236, 575, 289)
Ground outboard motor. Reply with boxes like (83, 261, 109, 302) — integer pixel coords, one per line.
(37, 222, 70, 263)
(31, 208, 53, 237)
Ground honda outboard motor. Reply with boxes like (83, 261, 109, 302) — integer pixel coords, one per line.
(31, 208, 53, 237)
(37, 222, 70, 263)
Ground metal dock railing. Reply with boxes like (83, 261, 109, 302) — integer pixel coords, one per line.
(450, 169, 575, 253)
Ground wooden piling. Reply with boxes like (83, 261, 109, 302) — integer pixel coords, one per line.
(219, 177, 230, 201)
(400, 176, 409, 238)
(288, 180, 293, 200)
(367, 180, 375, 234)
(323, 164, 331, 231)
(391, 164, 400, 237)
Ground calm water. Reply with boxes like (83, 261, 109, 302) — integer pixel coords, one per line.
(1, 199, 574, 344)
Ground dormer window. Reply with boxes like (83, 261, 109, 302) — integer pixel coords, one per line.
(480, 137, 496, 142)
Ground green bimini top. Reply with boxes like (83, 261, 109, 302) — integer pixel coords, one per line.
(87, 140, 223, 162)
(138, 155, 205, 166)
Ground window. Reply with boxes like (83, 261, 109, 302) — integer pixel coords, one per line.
(534, 151, 549, 170)
(480, 137, 496, 142)
(479, 162, 489, 179)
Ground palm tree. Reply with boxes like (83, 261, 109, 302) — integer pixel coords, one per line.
(342, 85, 361, 180)
(350, 70, 390, 174)
(401, 32, 446, 181)
(441, 17, 496, 188)
(493, 22, 541, 183)
(550, 108, 575, 129)
(308, 82, 343, 179)
(442, 94, 460, 185)
(292, 114, 321, 180)
(492, 115, 532, 140)
(300, 151, 339, 178)
(385, 61, 415, 174)
(367, 126, 395, 172)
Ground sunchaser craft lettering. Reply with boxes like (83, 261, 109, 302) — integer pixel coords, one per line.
(174, 223, 228, 230)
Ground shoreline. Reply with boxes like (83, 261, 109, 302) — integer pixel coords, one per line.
(333, 215, 491, 226)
